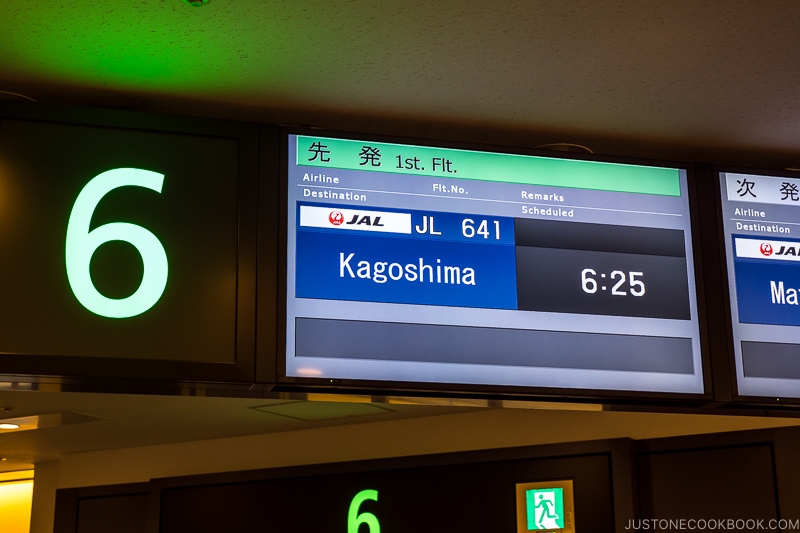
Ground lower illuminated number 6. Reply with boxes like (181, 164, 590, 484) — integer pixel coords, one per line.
(348, 489, 380, 533)
(65, 168, 168, 319)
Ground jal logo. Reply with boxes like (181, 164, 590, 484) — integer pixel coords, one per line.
(329, 211, 344, 225)
(761, 243, 774, 256)
(346, 214, 384, 227)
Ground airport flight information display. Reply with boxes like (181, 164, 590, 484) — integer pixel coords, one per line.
(284, 134, 705, 394)
(719, 171, 800, 399)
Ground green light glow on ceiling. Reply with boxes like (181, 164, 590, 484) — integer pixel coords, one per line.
(0, 2, 307, 94)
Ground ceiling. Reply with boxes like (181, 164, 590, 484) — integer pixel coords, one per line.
(2, 1, 800, 166)
(2, 1, 800, 476)
(0, 388, 489, 474)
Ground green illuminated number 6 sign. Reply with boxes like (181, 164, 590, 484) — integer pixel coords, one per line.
(66, 168, 168, 319)
(348, 489, 380, 533)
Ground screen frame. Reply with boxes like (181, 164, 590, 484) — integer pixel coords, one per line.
(0, 101, 259, 385)
(713, 165, 800, 406)
(273, 126, 714, 404)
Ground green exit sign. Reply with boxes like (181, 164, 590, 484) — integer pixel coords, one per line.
(516, 480, 575, 533)
(526, 488, 565, 530)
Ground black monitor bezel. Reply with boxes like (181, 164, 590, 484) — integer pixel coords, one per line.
(713, 165, 800, 406)
(0, 101, 259, 385)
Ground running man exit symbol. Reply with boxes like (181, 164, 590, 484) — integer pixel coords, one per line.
(526, 488, 564, 530)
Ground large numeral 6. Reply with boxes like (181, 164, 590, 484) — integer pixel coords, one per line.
(65, 168, 168, 319)
(348, 489, 380, 533)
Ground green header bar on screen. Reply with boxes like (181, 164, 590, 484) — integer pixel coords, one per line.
(297, 136, 682, 197)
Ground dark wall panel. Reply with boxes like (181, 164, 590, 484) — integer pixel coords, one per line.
(159, 453, 615, 533)
(77, 494, 148, 533)
(639, 444, 777, 521)
(160, 464, 484, 533)
(774, 427, 800, 519)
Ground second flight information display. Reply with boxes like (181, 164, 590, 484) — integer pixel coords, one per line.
(719, 171, 800, 399)
(285, 134, 705, 395)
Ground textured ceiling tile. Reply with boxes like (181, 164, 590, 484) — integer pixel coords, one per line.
(3, 1, 800, 151)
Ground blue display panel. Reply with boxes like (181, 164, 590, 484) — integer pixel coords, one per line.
(733, 236, 800, 327)
(284, 134, 705, 394)
(719, 172, 800, 398)
(295, 205, 518, 309)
